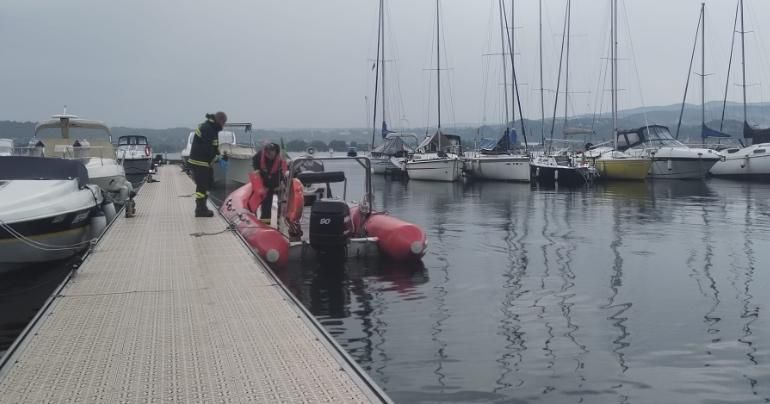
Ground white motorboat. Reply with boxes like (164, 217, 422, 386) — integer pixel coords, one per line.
(33, 112, 134, 205)
(617, 125, 722, 179)
(0, 139, 13, 156)
(466, 130, 529, 182)
(211, 123, 256, 186)
(710, 142, 770, 181)
(704, 1, 770, 181)
(371, 134, 416, 175)
(116, 135, 153, 177)
(0, 156, 111, 272)
(406, 132, 465, 182)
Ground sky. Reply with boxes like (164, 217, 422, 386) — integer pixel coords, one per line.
(2, 0, 770, 129)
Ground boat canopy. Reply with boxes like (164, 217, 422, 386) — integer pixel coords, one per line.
(0, 156, 89, 188)
(372, 135, 414, 157)
(744, 122, 770, 145)
(417, 131, 463, 154)
(479, 128, 518, 154)
(617, 125, 683, 151)
(35, 115, 111, 137)
(701, 124, 731, 140)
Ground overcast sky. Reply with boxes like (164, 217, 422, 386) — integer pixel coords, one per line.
(2, 0, 770, 129)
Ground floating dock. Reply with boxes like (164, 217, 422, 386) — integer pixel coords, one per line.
(0, 166, 388, 403)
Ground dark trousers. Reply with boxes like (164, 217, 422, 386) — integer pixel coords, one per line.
(260, 188, 276, 219)
(191, 165, 213, 201)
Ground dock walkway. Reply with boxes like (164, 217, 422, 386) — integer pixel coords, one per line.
(0, 166, 385, 403)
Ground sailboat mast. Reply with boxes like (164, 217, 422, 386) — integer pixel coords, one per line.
(510, 0, 516, 125)
(611, 0, 618, 147)
(436, 0, 442, 131)
(740, 0, 747, 125)
(371, 0, 383, 149)
(498, 0, 510, 127)
(539, 0, 545, 146)
(381, 0, 387, 136)
(564, 0, 571, 127)
(701, 2, 705, 130)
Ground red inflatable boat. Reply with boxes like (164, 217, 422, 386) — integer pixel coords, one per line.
(221, 156, 427, 267)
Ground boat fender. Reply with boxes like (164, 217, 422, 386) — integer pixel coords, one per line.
(286, 179, 304, 223)
(554, 169, 559, 180)
(89, 209, 107, 239)
(102, 201, 117, 223)
(667, 159, 673, 171)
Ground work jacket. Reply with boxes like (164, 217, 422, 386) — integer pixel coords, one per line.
(188, 117, 222, 168)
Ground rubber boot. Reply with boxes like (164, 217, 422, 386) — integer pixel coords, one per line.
(195, 198, 214, 217)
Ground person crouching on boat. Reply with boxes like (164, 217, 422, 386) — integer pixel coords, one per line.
(252, 142, 287, 222)
(189, 111, 227, 217)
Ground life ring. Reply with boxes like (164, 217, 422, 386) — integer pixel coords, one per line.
(145, 145, 152, 157)
(286, 178, 304, 223)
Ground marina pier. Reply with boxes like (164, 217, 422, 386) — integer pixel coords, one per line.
(0, 166, 388, 403)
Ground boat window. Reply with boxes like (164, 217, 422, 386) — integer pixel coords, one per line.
(754, 149, 766, 154)
(118, 137, 130, 145)
(136, 137, 147, 145)
(641, 126, 681, 147)
(616, 134, 629, 149)
(727, 148, 740, 154)
(625, 131, 640, 146)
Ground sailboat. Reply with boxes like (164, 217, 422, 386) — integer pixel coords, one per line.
(368, 0, 415, 176)
(466, 0, 530, 182)
(405, 0, 465, 182)
(530, 0, 596, 186)
(710, 0, 770, 180)
(583, 0, 651, 180)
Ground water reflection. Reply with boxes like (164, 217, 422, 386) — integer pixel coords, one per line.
(0, 260, 73, 356)
(213, 174, 770, 403)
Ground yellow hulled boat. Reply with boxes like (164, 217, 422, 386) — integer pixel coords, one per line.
(587, 149, 651, 181)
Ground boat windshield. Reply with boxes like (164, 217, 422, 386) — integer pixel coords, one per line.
(118, 136, 148, 146)
(640, 126, 683, 147)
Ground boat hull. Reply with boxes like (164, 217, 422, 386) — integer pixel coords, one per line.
(530, 163, 591, 187)
(0, 208, 94, 272)
(406, 158, 463, 182)
(373, 157, 406, 175)
(710, 144, 770, 181)
(212, 156, 253, 186)
(466, 156, 530, 182)
(595, 158, 651, 180)
(122, 158, 152, 176)
(648, 157, 719, 179)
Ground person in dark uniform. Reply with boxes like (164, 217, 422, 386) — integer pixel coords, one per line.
(189, 112, 227, 217)
(252, 143, 287, 220)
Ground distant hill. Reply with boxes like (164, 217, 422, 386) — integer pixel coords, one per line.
(1, 102, 766, 151)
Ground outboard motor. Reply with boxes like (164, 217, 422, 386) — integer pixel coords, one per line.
(309, 199, 352, 255)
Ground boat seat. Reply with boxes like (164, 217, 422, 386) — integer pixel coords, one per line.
(296, 171, 346, 185)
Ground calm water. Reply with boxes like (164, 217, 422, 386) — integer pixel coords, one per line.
(269, 161, 770, 404)
(3, 162, 770, 403)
